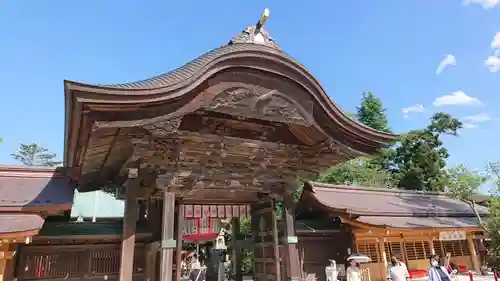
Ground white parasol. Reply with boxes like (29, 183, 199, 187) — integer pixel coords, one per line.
(347, 253, 372, 263)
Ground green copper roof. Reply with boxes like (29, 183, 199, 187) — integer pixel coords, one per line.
(70, 190, 124, 219)
(38, 221, 151, 238)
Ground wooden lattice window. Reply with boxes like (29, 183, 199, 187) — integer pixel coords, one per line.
(461, 241, 470, 256)
(423, 241, 432, 258)
(384, 242, 403, 261)
(441, 240, 470, 257)
(357, 243, 379, 263)
(405, 241, 428, 260)
(442, 241, 454, 256)
(90, 245, 145, 275)
(19, 244, 146, 280)
(433, 241, 444, 258)
(20, 249, 83, 279)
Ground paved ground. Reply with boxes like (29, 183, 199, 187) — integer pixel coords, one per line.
(184, 273, 497, 281)
(413, 274, 496, 281)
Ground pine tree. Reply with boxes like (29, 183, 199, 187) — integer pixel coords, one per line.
(11, 143, 62, 167)
(356, 91, 391, 132)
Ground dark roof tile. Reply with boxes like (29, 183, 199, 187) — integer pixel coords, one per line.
(0, 213, 44, 234)
(305, 182, 489, 217)
(0, 166, 75, 212)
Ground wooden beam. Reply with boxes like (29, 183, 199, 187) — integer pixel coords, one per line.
(160, 191, 176, 281)
(119, 169, 140, 281)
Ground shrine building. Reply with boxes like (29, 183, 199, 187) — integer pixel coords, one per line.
(0, 9, 483, 281)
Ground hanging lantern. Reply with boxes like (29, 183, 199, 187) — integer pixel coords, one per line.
(182, 205, 221, 242)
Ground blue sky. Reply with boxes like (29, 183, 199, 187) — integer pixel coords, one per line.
(0, 0, 499, 173)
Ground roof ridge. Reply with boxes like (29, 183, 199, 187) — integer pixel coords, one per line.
(310, 182, 447, 196)
(0, 166, 67, 178)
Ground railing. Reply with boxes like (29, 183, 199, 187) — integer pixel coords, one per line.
(17, 244, 145, 280)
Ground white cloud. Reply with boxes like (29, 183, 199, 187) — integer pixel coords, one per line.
(462, 123, 477, 129)
(402, 104, 425, 118)
(492, 32, 500, 50)
(433, 91, 483, 107)
(463, 0, 500, 9)
(485, 56, 500, 72)
(462, 113, 492, 123)
(436, 55, 457, 74)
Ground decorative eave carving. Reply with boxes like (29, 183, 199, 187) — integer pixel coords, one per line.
(204, 87, 311, 125)
(142, 117, 183, 138)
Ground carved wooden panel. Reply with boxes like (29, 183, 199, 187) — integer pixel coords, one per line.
(202, 70, 315, 125)
(251, 197, 281, 281)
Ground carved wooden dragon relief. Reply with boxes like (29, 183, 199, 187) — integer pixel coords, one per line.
(204, 87, 311, 125)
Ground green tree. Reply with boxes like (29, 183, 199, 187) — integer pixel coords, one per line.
(485, 161, 500, 269)
(446, 164, 488, 229)
(377, 112, 462, 191)
(11, 142, 62, 167)
(317, 157, 395, 188)
(223, 217, 253, 273)
(355, 91, 391, 132)
(318, 92, 393, 187)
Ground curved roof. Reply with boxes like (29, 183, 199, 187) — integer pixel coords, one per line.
(299, 182, 488, 230)
(0, 165, 74, 212)
(0, 213, 44, 238)
(302, 182, 489, 217)
(64, 25, 397, 168)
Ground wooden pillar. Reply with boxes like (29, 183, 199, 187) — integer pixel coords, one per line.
(429, 239, 436, 255)
(120, 169, 140, 281)
(2, 244, 15, 281)
(145, 242, 160, 281)
(0, 243, 9, 281)
(231, 217, 243, 281)
(378, 238, 388, 280)
(467, 234, 481, 273)
(160, 191, 176, 281)
(282, 196, 301, 281)
(175, 203, 184, 281)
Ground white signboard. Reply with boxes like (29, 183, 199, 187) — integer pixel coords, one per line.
(439, 231, 466, 241)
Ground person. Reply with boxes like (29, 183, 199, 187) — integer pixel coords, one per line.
(189, 254, 204, 281)
(346, 259, 362, 281)
(444, 253, 453, 273)
(387, 256, 410, 281)
(428, 255, 453, 281)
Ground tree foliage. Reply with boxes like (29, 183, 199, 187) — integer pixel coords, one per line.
(318, 91, 393, 187)
(321, 93, 462, 193)
(446, 164, 488, 229)
(486, 161, 500, 269)
(317, 157, 395, 188)
(447, 164, 488, 199)
(11, 143, 62, 167)
(355, 91, 391, 132)
(377, 112, 462, 191)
